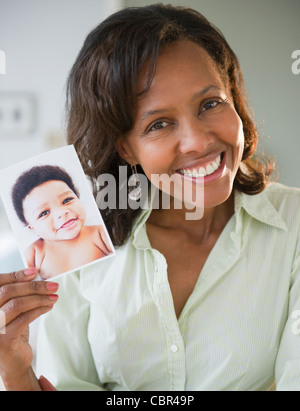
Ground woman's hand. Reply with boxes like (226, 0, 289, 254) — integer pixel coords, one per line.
(0, 268, 59, 391)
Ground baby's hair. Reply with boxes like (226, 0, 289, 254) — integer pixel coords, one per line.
(11, 165, 79, 225)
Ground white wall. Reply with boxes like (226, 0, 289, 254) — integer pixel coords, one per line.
(0, 0, 121, 231)
(0, 0, 121, 163)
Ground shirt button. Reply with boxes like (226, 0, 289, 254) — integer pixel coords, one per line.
(170, 344, 179, 353)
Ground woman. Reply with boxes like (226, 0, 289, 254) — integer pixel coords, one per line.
(0, 4, 299, 391)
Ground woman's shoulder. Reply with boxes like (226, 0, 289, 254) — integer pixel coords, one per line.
(238, 182, 300, 234)
(264, 182, 300, 227)
(264, 182, 300, 208)
(265, 181, 300, 197)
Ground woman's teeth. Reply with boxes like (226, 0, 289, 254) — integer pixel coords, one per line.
(178, 154, 222, 177)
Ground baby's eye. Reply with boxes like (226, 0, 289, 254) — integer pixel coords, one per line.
(38, 210, 49, 219)
(63, 197, 74, 204)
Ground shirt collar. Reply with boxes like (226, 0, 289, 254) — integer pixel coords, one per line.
(131, 184, 288, 250)
(131, 188, 156, 250)
(234, 185, 288, 231)
(131, 207, 152, 250)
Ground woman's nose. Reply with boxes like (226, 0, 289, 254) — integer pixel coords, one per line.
(177, 116, 215, 155)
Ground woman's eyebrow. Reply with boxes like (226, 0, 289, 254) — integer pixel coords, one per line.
(190, 85, 223, 103)
(140, 85, 223, 122)
(140, 108, 169, 122)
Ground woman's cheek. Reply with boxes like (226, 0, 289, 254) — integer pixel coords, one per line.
(221, 110, 245, 165)
(138, 138, 177, 176)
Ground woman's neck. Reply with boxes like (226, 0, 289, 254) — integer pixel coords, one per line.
(147, 192, 235, 242)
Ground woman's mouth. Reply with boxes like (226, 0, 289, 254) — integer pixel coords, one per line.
(176, 152, 226, 182)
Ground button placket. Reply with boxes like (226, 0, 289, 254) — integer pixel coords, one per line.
(152, 250, 186, 390)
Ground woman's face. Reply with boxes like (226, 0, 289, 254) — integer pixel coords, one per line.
(117, 40, 244, 210)
(23, 180, 86, 241)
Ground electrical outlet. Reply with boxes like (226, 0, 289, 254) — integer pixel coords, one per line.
(0, 93, 35, 134)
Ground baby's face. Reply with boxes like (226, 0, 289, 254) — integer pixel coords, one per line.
(23, 180, 86, 241)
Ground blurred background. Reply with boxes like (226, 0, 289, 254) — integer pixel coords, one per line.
(0, 0, 299, 272)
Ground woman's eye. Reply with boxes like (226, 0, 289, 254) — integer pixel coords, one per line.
(149, 121, 168, 132)
(202, 101, 219, 111)
(201, 98, 228, 113)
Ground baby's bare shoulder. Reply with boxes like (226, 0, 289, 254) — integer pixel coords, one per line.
(83, 225, 103, 235)
(24, 238, 45, 267)
(33, 238, 45, 251)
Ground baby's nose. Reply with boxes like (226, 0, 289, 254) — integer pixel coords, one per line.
(55, 207, 69, 219)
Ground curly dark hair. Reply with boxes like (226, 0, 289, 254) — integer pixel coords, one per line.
(12, 165, 79, 225)
(66, 4, 274, 246)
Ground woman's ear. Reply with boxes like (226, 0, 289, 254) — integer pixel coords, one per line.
(115, 137, 137, 165)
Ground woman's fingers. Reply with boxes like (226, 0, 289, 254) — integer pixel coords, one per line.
(38, 375, 57, 391)
(4, 305, 55, 338)
(0, 268, 38, 287)
(1, 294, 58, 328)
(0, 268, 58, 390)
(0, 268, 59, 333)
(0, 280, 59, 307)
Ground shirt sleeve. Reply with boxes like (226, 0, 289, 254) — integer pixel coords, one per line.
(35, 270, 107, 391)
(275, 228, 300, 391)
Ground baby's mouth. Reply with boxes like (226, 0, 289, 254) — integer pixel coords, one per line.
(59, 218, 78, 230)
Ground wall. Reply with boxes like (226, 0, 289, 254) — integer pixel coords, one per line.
(0, 0, 121, 232)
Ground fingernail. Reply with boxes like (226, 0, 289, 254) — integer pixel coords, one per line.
(46, 282, 59, 291)
(49, 294, 59, 301)
(24, 267, 38, 276)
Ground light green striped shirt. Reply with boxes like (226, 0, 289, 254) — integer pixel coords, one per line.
(36, 183, 300, 391)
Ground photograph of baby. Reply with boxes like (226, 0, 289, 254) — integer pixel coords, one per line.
(0, 145, 115, 280)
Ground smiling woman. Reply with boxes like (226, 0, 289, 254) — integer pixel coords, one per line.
(68, 5, 273, 246)
(116, 41, 245, 212)
(0, 4, 299, 392)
